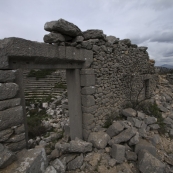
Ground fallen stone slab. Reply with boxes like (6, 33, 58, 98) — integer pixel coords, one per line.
(109, 127, 137, 145)
(0, 143, 16, 169)
(44, 18, 82, 37)
(88, 131, 110, 149)
(135, 139, 156, 157)
(1, 146, 47, 173)
(138, 150, 165, 173)
(106, 121, 124, 138)
(67, 154, 83, 170)
(122, 108, 137, 117)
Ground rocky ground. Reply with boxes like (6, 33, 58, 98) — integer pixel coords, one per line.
(24, 75, 173, 173)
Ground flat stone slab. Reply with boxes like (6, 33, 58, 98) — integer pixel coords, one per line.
(0, 146, 47, 173)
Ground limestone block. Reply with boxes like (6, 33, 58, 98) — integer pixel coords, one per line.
(0, 106, 23, 131)
(44, 32, 65, 43)
(138, 150, 165, 173)
(80, 69, 94, 75)
(81, 86, 95, 95)
(82, 29, 105, 40)
(6, 139, 26, 152)
(0, 70, 16, 82)
(15, 124, 25, 134)
(110, 144, 125, 163)
(0, 83, 19, 100)
(73, 36, 84, 43)
(82, 105, 97, 113)
(144, 117, 157, 125)
(51, 158, 66, 173)
(80, 74, 95, 86)
(67, 154, 83, 170)
(1, 146, 47, 173)
(0, 128, 13, 142)
(0, 98, 21, 111)
(88, 131, 110, 149)
(0, 53, 9, 69)
(82, 113, 94, 125)
(6, 133, 25, 143)
(82, 49, 93, 68)
(122, 108, 137, 117)
(44, 18, 82, 37)
(82, 95, 95, 107)
(125, 151, 137, 161)
(0, 143, 16, 169)
(45, 166, 57, 173)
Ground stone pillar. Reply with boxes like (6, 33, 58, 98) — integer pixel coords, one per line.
(80, 69, 96, 140)
(66, 69, 83, 140)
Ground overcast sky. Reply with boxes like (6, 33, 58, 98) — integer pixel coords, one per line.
(0, 0, 173, 66)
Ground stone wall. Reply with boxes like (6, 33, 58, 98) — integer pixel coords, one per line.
(0, 70, 26, 152)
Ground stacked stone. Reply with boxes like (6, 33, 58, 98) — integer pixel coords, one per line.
(0, 70, 26, 169)
(43, 18, 158, 139)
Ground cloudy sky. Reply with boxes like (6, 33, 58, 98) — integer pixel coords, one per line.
(0, 0, 173, 66)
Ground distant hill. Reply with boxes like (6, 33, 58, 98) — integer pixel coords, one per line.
(161, 64, 173, 69)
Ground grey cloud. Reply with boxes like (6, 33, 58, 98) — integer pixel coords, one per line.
(150, 31, 173, 43)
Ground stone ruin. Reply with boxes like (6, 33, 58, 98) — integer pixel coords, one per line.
(0, 19, 158, 172)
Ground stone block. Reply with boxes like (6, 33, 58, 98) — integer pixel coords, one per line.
(6, 133, 25, 143)
(6, 139, 26, 152)
(81, 95, 95, 107)
(0, 98, 21, 111)
(110, 144, 125, 163)
(122, 108, 137, 117)
(0, 143, 16, 169)
(80, 69, 94, 75)
(0, 70, 16, 82)
(1, 146, 47, 173)
(82, 49, 93, 68)
(88, 131, 110, 149)
(0, 128, 13, 142)
(67, 154, 83, 170)
(0, 54, 9, 69)
(83, 113, 94, 125)
(15, 124, 25, 134)
(138, 150, 165, 173)
(66, 47, 85, 61)
(144, 117, 157, 125)
(81, 86, 95, 95)
(0, 106, 23, 131)
(0, 83, 19, 100)
(82, 105, 97, 113)
(125, 151, 137, 161)
(83, 129, 91, 141)
(80, 74, 95, 86)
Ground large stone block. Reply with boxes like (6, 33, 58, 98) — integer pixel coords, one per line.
(0, 128, 13, 142)
(0, 70, 16, 82)
(6, 139, 26, 152)
(43, 32, 65, 43)
(80, 74, 95, 86)
(82, 29, 105, 40)
(110, 144, 125, 163)
(0, 98, 21, 111)
(1, 146, 47, 173)
(80, 69, 94, 75)
(81, 95, 95, 107)
(81, 86, 95, 95)
(0, 83, 19, 100)
(44, 18, 82, 37)
(0, 106, 23, 131)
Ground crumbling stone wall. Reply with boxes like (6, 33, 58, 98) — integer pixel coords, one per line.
(0, 70, 26, 152)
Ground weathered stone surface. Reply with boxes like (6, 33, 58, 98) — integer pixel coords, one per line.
(138, 46, 148, 51)
(0, 128, 13, 142)
(6, 139, 26, 152)
(15, 124, 25, 134)
(109, 127, 137, 145)
(68, 138, 92, 153)
(106, 36, 119, 44)
(0, 106, 23, 131)
(122, 108, 137, 117)
(73, 36, 84, 43)
(119, 39, 131, 46)
(0, 70, 16, 82)
(125, 150, 137, 161)
(83, 30, 105, 40)
(98, 165, 117, 173)
(81, 95, 95, 107)
(0, 83, 19, 100)
(138, 150, 165, 173)
(0, 143, 16, 169)
(6, 133, 25, 143)
(67, 154, 83, 170)
(51, 158, 66, 173)
(81, 86, 95, 95)
(129, 132, 139, 145)
(55, 142, 70, 153)
(88, 131, 110, 149)
(82, 105, 97, 113)
(110, 144, 125, 163)
(44, 32, 65, 43)
(106, 121, 124, 138)
(80, 74, 95, 86)
(0, 98, 21, 111)
(135, 139, 156, 156)
(80, 69, 94, 75)
(44, 19, 82, 37)
(144, 117, 157, 125)
(83, 113, 94, 126)
(164, 154, 173, 166)
(45, 166, 57, 173)
(116, 163, 133, 173)
(1, 146, 47, 173)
